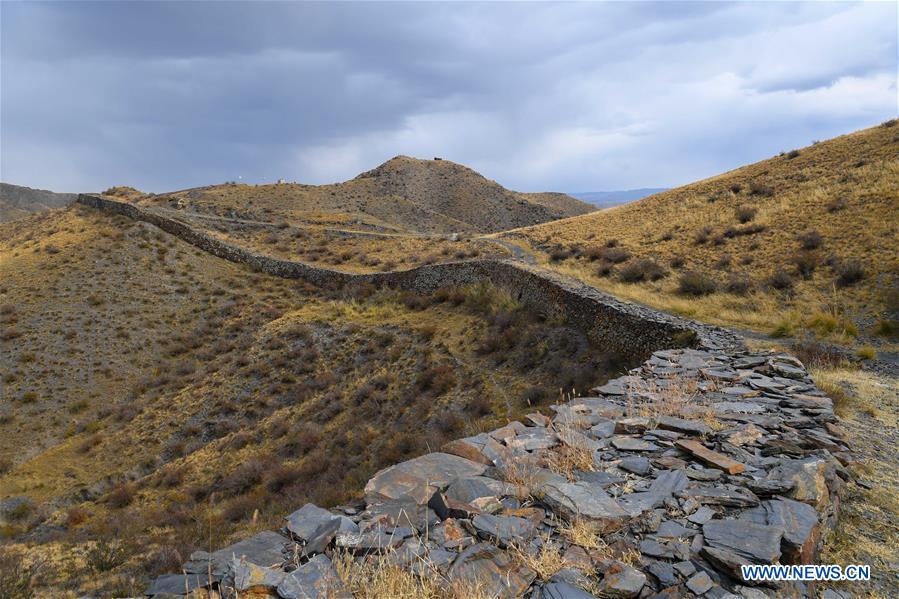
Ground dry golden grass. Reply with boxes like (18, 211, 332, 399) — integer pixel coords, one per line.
(0, 205, 628, 596)
(202, 223, 509, 274)
(505, 123, 899, 346)
(334, 550, 494, 599)
(814, 367, 899, 597)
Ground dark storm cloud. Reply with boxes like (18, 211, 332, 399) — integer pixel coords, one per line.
(1, 1, 896, 193)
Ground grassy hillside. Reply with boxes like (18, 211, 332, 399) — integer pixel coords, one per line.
(0, 205, 626, 596)
(0, 182, 77, 222)
(504, 122, 899, 347)
(132, 156, 594, 235)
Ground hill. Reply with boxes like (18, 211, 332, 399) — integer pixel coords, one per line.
(503, 122, 899, 346)
(570, 188, 669, 209)
(0, 204, 623, 596)
(0, 182, 77, 222)
(135, 156, 594, 235)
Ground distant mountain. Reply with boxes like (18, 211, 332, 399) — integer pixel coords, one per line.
(0, 182, 77, 222)
(569, 188, 669, 209)
(146, 156, 596, 234)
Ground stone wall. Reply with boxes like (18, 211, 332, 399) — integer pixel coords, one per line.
(77, 194, 740, 357)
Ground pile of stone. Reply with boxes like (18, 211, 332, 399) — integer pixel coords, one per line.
(145, 348, 852, 598)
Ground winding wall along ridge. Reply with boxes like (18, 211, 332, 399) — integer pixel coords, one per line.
(77, 194, 741, 357)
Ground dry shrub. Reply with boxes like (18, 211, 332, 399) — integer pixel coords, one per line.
(748, 181, 774, 196)
(734, 205, 757, 223)
(835, 261, 864, 287)
(618, 258, 666, 283)
(790, 340, 846, 369)
(797, 230, 823, 250)
(677, 271, 716, 296)
(597, 247, 630, 264)
(766, 269, 794, 291)
(724, 275, 753, 296)
(0, 548, 43, 599)
(105, 483, 135, 509)
(792, 251, 820, 278)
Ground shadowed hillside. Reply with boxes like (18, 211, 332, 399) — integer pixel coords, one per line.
(505, 122, 899, 347)
(134, 156, 594, 235)
(0, 182, 77, 222)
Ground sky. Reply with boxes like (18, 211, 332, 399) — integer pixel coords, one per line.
(1, 1, 896, 194)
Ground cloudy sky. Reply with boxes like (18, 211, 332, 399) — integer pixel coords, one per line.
(1, 1, 896, 194)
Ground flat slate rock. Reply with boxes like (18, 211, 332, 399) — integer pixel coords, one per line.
(364, 452, 487, 505)
(446, 476, 517, 504)
(656, 416, 712, 437)
(542, 581, 599, 599)
(447, 542, 536, 599)
(146, 574, 209, 596)
(620, 456, 651, 475)
(686, 571, 714, 595)
(680, 485, 759, 507)
(612, 436, 660, 452)
(702, 519, 783, 564)
(278, 554, 350, 599)
(184, 529, 291, 584)
(741, 498, 820, 564)
(539, 480, 629, 532)
(597, 561, 646, 598)
(472, 513, 536, 547)
(675, 440, 745, 474)
(286, 504, 356, 542)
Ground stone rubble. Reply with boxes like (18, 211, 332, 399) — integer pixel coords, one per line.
(144, 348, 851, 598)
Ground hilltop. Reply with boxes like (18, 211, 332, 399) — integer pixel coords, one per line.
(135, 156, 594, 235)
(0, 182, 77, 222)
(504, 122, 899, 347)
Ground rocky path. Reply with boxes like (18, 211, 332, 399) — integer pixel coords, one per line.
(145, 348, 854, 599)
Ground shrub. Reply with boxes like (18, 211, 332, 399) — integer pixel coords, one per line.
(415, 364, 456, 396)
(724, 275, 753, 296)
(694, 226, 713, 245)
(729, 183, 742, 194)
(605, 239, 619, 248)
(597, 247, 630, 264)
(549, 248, 572, 262)
(790, 340, 845, 369)
(881, 118, 897, 128)
(785, 149, 800, 159)
(874, 319, 898, 339)
(265, 464, 305, 493)
(734, 205, 757, 223)
(678, 271, 717, 296)
(432, 412, 464, 435)
(791, 252, 820, 278)
(85, 538, 128, 574)
(659, 231, 674, 241)
(105, 484, 135, 509)
(669, 256, 684, 269)
(618, 259, 666, 283)
(797, 230, 822, 250)
(0, 548, 42, 599)
(714, 254, 731, 269)
(596, 263, 614, 278)
(856, 346, 876, 360)
(826, 197, 847, 212)
(767, 269, 794, 291)
(749, 181, 774, 196)
(217, 457, 270, 496)
(835, 261, 864, 287)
